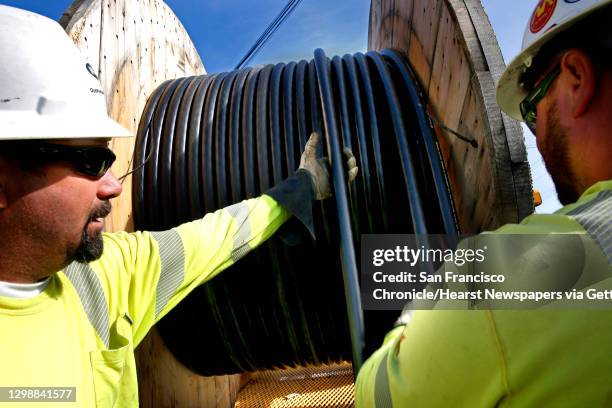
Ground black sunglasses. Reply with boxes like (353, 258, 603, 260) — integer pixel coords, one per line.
(8, 142, 117, 178)
(519, 65, 561, 135)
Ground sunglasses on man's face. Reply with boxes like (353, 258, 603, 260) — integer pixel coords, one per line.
(519, 64, 561, 135)
(31, 142, 117, 178)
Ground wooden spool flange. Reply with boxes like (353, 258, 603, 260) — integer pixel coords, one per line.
(369, 0, 534, 232)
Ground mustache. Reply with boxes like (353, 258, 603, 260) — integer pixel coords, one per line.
(89, 201, 112, 220)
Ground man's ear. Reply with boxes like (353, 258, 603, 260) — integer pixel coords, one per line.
(560, 49, 597, 118)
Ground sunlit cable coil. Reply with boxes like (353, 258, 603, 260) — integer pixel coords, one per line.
(132, 48, 458, 375)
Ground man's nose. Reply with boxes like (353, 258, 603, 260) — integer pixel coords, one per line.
(97, 169, 123, 200)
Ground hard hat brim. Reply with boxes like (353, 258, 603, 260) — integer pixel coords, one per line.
(0, 112, 133, 140)
(496, 0, 611, 121)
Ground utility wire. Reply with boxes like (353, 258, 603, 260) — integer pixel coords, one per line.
(236, 0, 299, 68)
(234, 0, 303, 70)
(235, 0, 300, 69)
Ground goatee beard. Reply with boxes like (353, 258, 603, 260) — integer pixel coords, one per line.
(73, 201, 112, 263)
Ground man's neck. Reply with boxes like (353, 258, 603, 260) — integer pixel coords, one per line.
(0, 237, 62, 283)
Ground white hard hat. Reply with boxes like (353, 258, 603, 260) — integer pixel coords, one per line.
(0, 5, 132, 140)
(497, 0, 612, 121)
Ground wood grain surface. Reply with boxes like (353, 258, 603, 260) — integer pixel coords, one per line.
(369, 0, 533, 232)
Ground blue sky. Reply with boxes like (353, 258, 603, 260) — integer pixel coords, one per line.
(0, 0, 560, 213)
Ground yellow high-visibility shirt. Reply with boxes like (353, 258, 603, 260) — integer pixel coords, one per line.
(356, 180, 612, 407)
(0, 194, 290, 407)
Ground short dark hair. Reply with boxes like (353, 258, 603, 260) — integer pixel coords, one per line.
(521, 4, 612, 89)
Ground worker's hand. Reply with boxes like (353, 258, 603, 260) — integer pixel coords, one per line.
(299, 132, 358, 200)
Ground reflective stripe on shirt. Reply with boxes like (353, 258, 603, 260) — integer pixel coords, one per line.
(151, 229, 185, 317)
(64, 262, 110, 348)
(567, 190, 612, 264)
(375, 352, 393, 408)
(225, 201, 253, 262)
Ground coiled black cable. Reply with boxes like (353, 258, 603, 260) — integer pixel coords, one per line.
(133, 49, 459, 375)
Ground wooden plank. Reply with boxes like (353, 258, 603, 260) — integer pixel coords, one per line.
(60, 0, 102, 76)
(407, 0, 442, 88)
(215, 376, 230, 407)
(473, 70, 518, 224)
(367, 0, 383, 50)
(138, 0, 153, 105)
(229, 374, 242, 404)
(463, 0, 533, 220)
(428, 4, 471, 132)
(457, 78, 501, 231)
(391, 0, 413, 52)
(448, 0, 485, 72)
(136, 327, 242, 407)
(380, 0, 395, 49)
(368, 0, 414, 58)
(425, 3, 475, 232)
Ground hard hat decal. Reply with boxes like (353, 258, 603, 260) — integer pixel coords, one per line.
(85, 63, 99, 80)
(1, 97, 21, 103)
(530, 0, 557, 33)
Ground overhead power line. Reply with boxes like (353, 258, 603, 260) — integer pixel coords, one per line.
(234, 0, 304, 70)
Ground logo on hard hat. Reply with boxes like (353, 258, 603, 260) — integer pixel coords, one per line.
(85, 63, 99, 80)
(530, 0, 557, 33)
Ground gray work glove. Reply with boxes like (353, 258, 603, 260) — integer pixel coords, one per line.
(299, 132, 358, 200)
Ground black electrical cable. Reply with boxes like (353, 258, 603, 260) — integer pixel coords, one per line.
(133, 49, 458, 375)
(241, 68, 260, 199)
(215, 70, 239, 208)
(143, 78, 183, 229)
(133, 78, 170, 225)
(313, 48, 364, 372)
(342, 54, 374, 232)
(367, 52, 427, 235)
(205, 76, 223, 211)
(173, 76, 200, 224)
(381, 49, 458, 234)
(282, 61, 297, 173)
(229, 69, 250, 203)
(160, 77, 190, 228)
(331, 56, 361, 236)
(187, 75, 215, 219)
(270, 63, 285, 185)
(295, 60, 309, 151)
(354, 52, 388, 231)
(256, 64, 274, 192)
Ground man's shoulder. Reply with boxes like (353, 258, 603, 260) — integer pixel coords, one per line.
(492, 179, 612, 235)
(493, 213, 584, 234)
